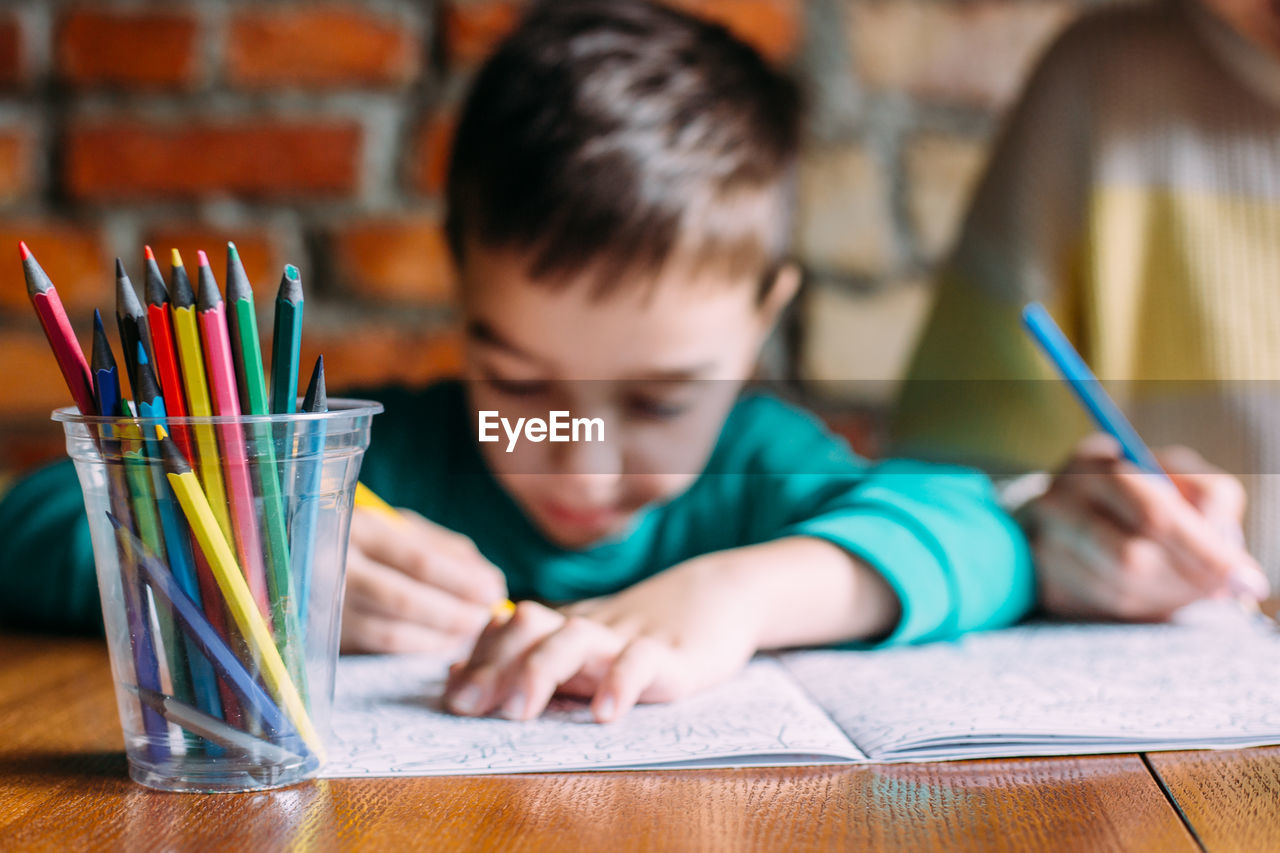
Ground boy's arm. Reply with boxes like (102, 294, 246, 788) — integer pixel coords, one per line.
(0, 460, 102, 634)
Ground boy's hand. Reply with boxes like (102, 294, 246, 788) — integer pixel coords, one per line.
(1028, 435, 1269, 621)
(443, 559, 762, 722)
(341, 508, 508, 653)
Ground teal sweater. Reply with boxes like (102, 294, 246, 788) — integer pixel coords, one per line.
(0, 382, 1034, 643)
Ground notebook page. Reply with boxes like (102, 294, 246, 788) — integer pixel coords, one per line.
(321, 654, 863, 777)
(781, 603, 1280, 761)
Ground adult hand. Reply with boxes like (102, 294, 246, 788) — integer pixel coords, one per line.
(1028, 434, 1268, 621)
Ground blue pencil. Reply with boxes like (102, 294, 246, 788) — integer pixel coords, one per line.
(1021, 302, 1165, 477)
(109, 514, 309, 754)
(290, 356, 327, 639)
(1021, 301, 1268, 600)
(135, 344, 225, 734)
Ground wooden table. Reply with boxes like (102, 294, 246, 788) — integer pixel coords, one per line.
(0, 635, 1275, 852)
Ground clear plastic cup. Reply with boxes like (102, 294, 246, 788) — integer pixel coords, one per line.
(55, 400, 382, 792)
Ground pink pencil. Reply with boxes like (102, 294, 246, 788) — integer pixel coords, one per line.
(195, 250, 272, 624)
(21, 242, 96, 415)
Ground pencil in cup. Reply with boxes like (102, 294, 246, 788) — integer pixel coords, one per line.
(157, 426, 326, 760)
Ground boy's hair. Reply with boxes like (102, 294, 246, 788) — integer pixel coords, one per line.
(445, 0, 802, 298)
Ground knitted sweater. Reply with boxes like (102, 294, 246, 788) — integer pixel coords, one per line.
(893, 0, 1280, 580)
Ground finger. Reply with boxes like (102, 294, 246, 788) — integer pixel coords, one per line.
(592, 636, 669, 722)
(357, 517, 507, 606)
(1042, 503, 1203, 619)
(340, 608, 467, 654)
(346, 553, 491, 636)
(498, 617, 623, 721)
(445, 601, 564, 716)
(1067, 433, 1125, 467)
(1071, 466, 1239, 591)
(1033, 532, 1121, 620)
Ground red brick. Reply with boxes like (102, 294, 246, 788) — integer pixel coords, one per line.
(65, 120, 362, 201)
(301, 326, 463, 393)
(0, 222, 109, 314)
(0, 329, 94, 420)
(0, 129, 30, 201)
(410, 112, 456, 197)
(441, 1, 522, 68)
(0, 16, 21, 88)
(673, 0, 801, 63)
(228, 8, 420, 89)
(56, 8, 198, 89)
(143, 226, 285, 293)
(330, 216, 455, 305)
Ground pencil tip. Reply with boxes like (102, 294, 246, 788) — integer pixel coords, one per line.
(144, 245, 155, 262)
(93, 307, 104, 333)
(285, 264, 299, 281)
(18, 240, 30, 260)
(114, 257, 126, 279)
(137, 340, 149, 366)
(302, 355, 327, 412)
(227, 241, 239, 260)
(278, 265, 304, 303)
(171, 248, 184, 268)
(197, 249, 210, 268)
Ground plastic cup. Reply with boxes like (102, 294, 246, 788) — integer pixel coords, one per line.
(54, 400, 382, 792)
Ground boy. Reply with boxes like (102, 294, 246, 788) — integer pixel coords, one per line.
(891, 0, 1275, 620)
(0, 0, 1034, 723)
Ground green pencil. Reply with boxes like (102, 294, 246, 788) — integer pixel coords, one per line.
(270, 265, 303, 415)
(225, 244, 307, 696)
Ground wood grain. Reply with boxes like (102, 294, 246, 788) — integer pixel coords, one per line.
(1147, 748, 1280, 852)
(0, 634, 1199, 852)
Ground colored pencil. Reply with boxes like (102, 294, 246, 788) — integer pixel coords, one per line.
(291, 357, 327, 636)
(125, 685, 306, 768)
(226, 244, 303, 689)
(136, 345, 225, 732)
(111, 515, 304, 748)
(270, 265, 304, 415)
(157, 429, 324, 759)
(1022, 302, 1271, 600)
(144, 247, 244, 728)
(115, 259, 150, 397)
(90, 310, 120, 418)
(21, 242, 95, 416)
(169, 251, 234, 541)
(196, 251, 272, 623)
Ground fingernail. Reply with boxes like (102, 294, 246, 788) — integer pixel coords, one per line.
(500, 692, 526, 720)
(450, 685, 483, 715)
(595, 696, 615, 722)
(1229, 565, 1271, 600)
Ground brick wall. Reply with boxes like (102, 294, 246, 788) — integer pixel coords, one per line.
(0, 0, 1094, 472)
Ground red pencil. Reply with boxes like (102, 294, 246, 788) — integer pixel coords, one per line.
(21, 242, 96, 415)
(196, 250, 272, 622)
(142, 246, 195, 460)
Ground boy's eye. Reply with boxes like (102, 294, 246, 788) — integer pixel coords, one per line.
(486, 377, 550, 397)
(625, 394, 690, 421)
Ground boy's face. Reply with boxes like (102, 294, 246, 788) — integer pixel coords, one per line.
(459, 247, 796, 550)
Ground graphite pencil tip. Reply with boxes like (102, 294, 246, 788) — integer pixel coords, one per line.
(225, 242, 253, 304)
(21, 244, 51, 296)
(90, 309, 117, 374)
(157, 427, 191, 475)
(196, 258, 222, 311)
(143, 250, 169, 308)
(277, 265, 303, 305)
(170, 259, 196, 309)
(115, 262, 145, 321)
(301, 355, 327, 413)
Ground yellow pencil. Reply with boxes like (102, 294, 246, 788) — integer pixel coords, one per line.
(169, 249, 234, 544)
(158, 426, 325, 759)
(354, 482, 515, 619)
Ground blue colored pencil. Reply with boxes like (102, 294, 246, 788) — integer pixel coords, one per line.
(110, 513, 308, 753)
(1022, 301, 1269, 600)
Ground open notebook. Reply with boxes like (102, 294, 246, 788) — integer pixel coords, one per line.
(321, 603, 1280, 777)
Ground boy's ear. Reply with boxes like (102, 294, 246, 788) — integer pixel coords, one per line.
(758, 261, 802, 329)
